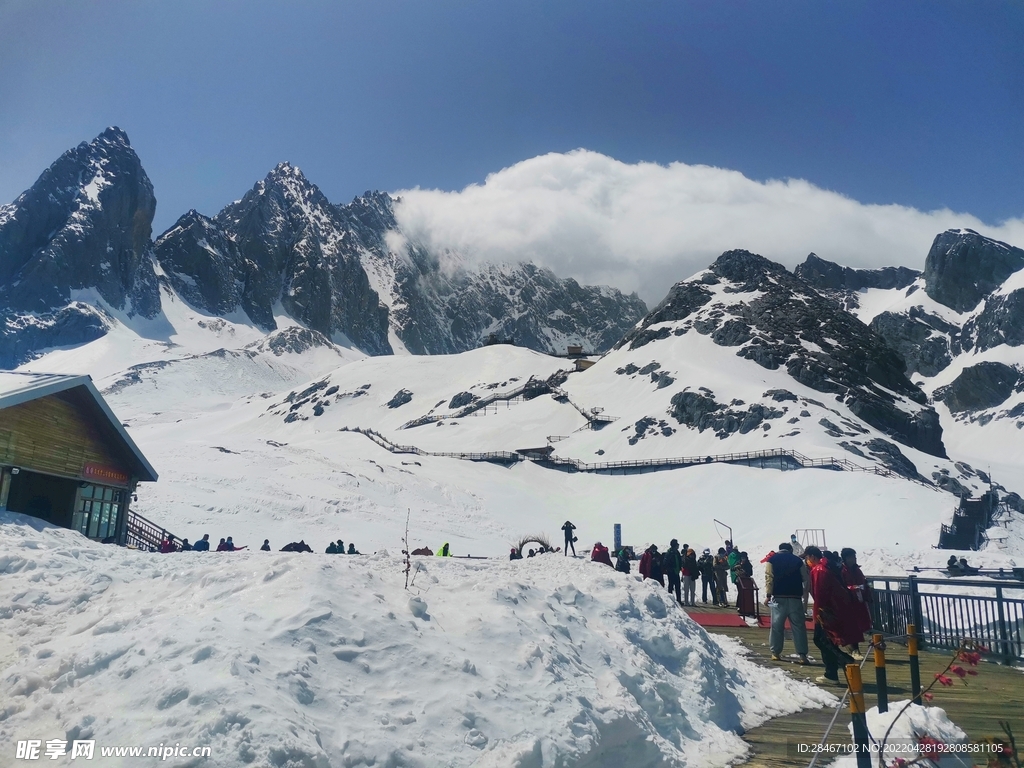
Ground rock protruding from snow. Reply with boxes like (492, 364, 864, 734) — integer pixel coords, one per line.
(923, 229, 1024, 313)
(0, 126, 160, 320)
(935, 362, 1023, 413)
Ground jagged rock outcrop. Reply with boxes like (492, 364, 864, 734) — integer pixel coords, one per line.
(964, 288, 1024, 352)
(796, 253, 919, 292)
(934, 362, 1023, 414)
(923, 229, 1024, 313)
(869, 308, 954, 377)
(0, 128, 159, 365)
(154, 210, 246, 316)
(211, 164, 392, 354)
(0, 303, 110, 369)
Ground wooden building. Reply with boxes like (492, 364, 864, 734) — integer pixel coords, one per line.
(0, 371, 158, 542)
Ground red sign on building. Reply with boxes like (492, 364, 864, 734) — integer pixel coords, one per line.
(82, 463, 129, 487)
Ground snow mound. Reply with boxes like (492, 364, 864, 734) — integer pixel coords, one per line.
(0, 513, 834, 767)
(829, 701, 967, 768)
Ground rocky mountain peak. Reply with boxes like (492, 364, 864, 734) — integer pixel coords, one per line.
(709, 249, 789, 286)
(95, 125, 132, 147)
(795, 253, 919, 293)
(0, 126, 158, 316)
(618, 249, 944, 457)
(923, 229, 1024, 313)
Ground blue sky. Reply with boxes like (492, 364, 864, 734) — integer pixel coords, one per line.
(1, 0, 1022, 295)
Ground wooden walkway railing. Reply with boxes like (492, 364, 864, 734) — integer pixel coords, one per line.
(340, 426, 907, 478)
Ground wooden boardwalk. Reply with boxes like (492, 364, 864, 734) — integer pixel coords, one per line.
(691, 613, 1024, 767)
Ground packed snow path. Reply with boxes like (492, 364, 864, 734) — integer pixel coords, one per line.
(1, 514, 836, 768)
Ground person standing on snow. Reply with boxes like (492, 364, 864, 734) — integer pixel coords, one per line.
(639, 545, 664, 586)
(663, 539, 683, 605)
(562, 521, 577, 556)
(789, 534, 804, 557)
(697, 549, 715, 604)
(765, 542, 809, 664)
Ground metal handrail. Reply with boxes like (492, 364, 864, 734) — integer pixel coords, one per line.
(867, 574, 1024, 663)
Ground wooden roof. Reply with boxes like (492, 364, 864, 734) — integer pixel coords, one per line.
(0, 371, 158, 482)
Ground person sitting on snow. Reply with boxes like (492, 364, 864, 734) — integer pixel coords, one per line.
(193, 534, 211, 552)
(260, 539, 271, 551)
(180, 538, 193, 551)
(216, 538, 229, 552)
(590, 542, 613, 567)
(348, 543, 360, 555)
(326, 541, 338, 554)
(436, 543, 451, 557)
(509, 548, 523, 561)
(615, 549, 631, 574)
(224, 536, 247, 551)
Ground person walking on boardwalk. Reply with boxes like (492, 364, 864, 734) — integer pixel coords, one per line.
(562, 521, 577, 557)
(805, 546, 856, 684)
(697, 549, 715, 604)
(663, 539, 683, 605)
(713, 548, 730, 606)
(765, 542, 809, 664)
(841, 547, 872, 654)
(681, 547, 698, 606)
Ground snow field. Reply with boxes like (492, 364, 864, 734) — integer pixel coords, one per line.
(1, 513, 835, 767)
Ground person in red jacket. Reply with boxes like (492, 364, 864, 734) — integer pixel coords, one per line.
(590, 542, 613, 567)
(841, 548, 872, 655)
(806, 546, 857, 684)
(158, 536, 175, 553)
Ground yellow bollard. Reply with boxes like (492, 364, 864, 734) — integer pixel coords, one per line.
(873, 633, 888, 713)
(846, 664, 871, 767)
(907, 623, 921, 703)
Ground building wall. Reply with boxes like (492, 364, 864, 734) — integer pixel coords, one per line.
(0, 394, 130, 483)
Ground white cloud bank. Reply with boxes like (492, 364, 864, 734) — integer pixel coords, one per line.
(393, 150, 1024, 305)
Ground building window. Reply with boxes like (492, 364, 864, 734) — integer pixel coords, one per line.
(74, 484, 122, 540)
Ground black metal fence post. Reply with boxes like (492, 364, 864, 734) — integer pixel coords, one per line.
(908, 623, 922, 703)
(995, 585, 1012, 664)
(909, 575, 924, 648)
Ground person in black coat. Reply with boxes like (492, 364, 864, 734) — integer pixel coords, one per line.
(260, 539, 271, 551)
(562, 521, 577, 556)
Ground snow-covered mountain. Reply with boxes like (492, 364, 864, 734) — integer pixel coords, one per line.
(796, 229, 1024, 487)
(0, 128, 647, 367)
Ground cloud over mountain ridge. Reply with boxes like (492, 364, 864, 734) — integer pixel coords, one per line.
(394, 149, 1024, 304)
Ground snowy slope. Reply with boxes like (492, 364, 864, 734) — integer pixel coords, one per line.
(1, 514, 835, 767)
